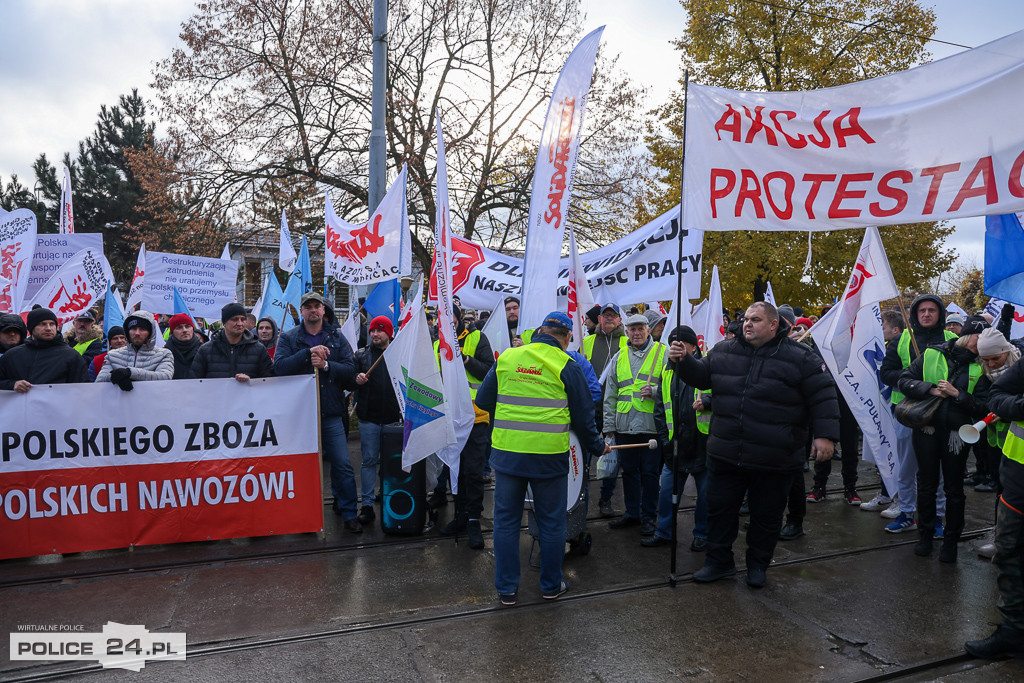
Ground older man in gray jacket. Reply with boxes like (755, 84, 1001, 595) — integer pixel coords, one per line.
(603, 313, 667, 535)
(97, 311, 174, 390)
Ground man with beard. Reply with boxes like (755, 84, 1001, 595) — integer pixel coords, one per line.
(191, 303, 274, 381)
(504, 297, 520, 344)
(257, 316, 279, 359)
(0, 308, 89, 391)
(165, 313, 203, 379)
(97, 312, 175, 389)
(70, 308, 104, 367)
(0, 313, 27, 357)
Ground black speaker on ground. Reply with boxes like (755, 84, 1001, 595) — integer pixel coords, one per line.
(380, 422, 426, 535)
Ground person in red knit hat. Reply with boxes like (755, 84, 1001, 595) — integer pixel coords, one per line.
(166, 313, 202, 379)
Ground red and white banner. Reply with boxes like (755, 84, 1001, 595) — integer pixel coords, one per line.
(0, 208, 37, 314)
(684, 29, 1024, 232)
(59, 164, 74, 235)
(428, 205, 703, 312)
(433, 111, 472, 491)
(566, 224, 595, 352)
(23, 247, 114, 323)
(519, 26, 605, 333)
(325, 167, 411, 285)
(0, 376, 322, 560)
(124, 242, 146, 312)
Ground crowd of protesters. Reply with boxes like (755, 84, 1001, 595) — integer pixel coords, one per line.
(3, 286, 1023, 659)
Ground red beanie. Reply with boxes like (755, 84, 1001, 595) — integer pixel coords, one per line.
(795, 317, 814, 328)
(368, 315, 394, 339)
(168, 313, 194, 332)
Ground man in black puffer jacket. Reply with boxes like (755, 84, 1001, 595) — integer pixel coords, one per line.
(672, 301, 840, 588)
(0, 308, 89, 391)
(191, 303, 274, 381)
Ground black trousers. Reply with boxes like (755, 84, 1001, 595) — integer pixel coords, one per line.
(786, 471, 806, 525)
(705, 458, 794, 572)
(814, 398, 861, 487)
(455, 422, 491, 520)
(912, 427, 969, 542)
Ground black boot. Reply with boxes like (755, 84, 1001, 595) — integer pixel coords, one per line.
(939, 539, 958, 564)
(914, 533, 933, 557)
(466, 519, 484, 549)
(965, 624, 1024, 660)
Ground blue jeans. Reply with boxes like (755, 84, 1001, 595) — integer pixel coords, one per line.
(493, 470, 567, 596)
(323, 415, 357, 520)
(358, 421, 383, 504)
(618, 433, 661, 520)
(654, 465, 707, 541)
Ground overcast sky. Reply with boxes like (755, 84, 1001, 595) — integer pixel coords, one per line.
(2, 0, 1022, 267)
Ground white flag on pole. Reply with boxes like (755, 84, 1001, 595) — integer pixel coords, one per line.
(518, 26, 605, 334)
(660, 280, 692, 347)
(279, 209, 297, 273)
(433, 111, 473, 491)
(397, 276, 423, 332)
(701, 266, 724, 353)
(814, 226, 901, 496)
(480, 298, 512, 361)
(764, 281, 776, 306)
(566, 225, 596, 352)
(124, 243, 147, 312)
(0, 208, 37, 314)
(59, 164, 74, 235)
(384, 307, 457, 471)
(220, 243, 231, 260)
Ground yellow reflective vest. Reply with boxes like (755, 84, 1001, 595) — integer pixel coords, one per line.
(491, 342, 572, 454)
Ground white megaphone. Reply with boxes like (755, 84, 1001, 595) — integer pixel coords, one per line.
(959, 413, 999, 444)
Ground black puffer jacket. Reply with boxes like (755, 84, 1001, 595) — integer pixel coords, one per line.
(190, 329, 274, 379)
(0, 335, 89, 387)
(274, 320, 356, 417)
(675, 320, 840, 473)
(896, 338, 988, 430)
(880, 294, 949, 389)
(353, 344, 402, 425)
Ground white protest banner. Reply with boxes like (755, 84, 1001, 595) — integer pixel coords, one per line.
(0, 376, 322, 560)
(519, 26, 605, 333)
(566, 224, 595, 352)
(140, 251, 239, 319)
(986, 297, 1024, 338)
(684, 29, 1024, 232)
(25, 248, 114, 324)
(325, 166, 411, 285)
(0, 208, 37, 313)
(24, 233, 104, 302)
(429, 205, 704, 311)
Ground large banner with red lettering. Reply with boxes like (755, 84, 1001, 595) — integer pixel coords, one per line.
(0, 376, 322, 560)
(683, 29, 1024, 231)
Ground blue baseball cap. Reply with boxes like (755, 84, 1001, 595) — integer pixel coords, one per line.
(542, 311, 572, 330)
(601, 302, 620, 315)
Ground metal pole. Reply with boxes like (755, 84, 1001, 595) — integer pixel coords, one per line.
(369, 0, 388, 216)
(670, 69, 689, 589)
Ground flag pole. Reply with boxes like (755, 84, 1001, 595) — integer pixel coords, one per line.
(670, 68, 689, 590)
(895, 295, 921, 357)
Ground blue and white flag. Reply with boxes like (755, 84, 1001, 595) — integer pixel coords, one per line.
(384, 307, 456, 470)
(364, 279, 402, 325)
(103, 281, 125, 339)
(259, 273, 288, 328)
(281, 235, 311, 314)
(279, 209, 297, 273)
(985, 212, 1024, 306)
(172, 285, 199, 329)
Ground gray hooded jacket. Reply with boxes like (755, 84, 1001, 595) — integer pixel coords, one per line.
(96, 311, 175, 382)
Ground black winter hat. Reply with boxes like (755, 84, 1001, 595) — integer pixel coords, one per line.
(124, 314, 154, 335)
(107, 326, 125, 339)
(668, 325, 699, 347)
(26, 308, 57, 334)
(221, 302, 247, 323)
(960, 316, 990, 336)
(0, 312, 27, 338)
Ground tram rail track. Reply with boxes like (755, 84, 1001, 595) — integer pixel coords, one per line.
(1, 525, 994, 682)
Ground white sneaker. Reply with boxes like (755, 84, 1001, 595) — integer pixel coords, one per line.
(880, 500, 902, 519)
(860, 493, 893, 511)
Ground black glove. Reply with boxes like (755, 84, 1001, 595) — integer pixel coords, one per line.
(110, 367, 134, 392)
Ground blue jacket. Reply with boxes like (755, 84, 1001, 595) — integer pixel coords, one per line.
(566, 349, 601, 404)
(475, 333, 604, 478)
(274, 321, 356, 417)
